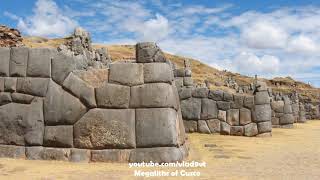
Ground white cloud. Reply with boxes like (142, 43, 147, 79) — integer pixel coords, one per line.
(3, 11, 19, 20)
(241, 22, 288, 49)
(287, 35, 319, 54)
(137, 14, 169, 42)
(233, 52, 280, 75)
(17, 0, 77, 37)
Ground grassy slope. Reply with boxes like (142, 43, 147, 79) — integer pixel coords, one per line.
(23, 36, 320, 102)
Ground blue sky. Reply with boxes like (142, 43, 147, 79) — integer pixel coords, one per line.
(1, 0, 320, 87)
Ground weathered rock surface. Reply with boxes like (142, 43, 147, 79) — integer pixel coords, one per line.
(130, 83, 177, 108)
(11, 93, 34, 104)
(254, 104, 271, 122)
(44, 126, 73, 148)
(44, 80, 87, 125)
(230, 126, 244, 136)
(244, 123, 258, 137)
(181, 98, 201, 120)
(198, 120, 211, 134)
(0, 48, 10, 76)
(0, 98, 44, 146)
(227, 109, 240, 126)
(136, 108, 178, 147)
(95, 83, 130, 108)
(207, 119, 220, 133)
(136, 42, 166, 63)
(255, 91, 270, 105)
(10, 47, 28, 77)
(74, 109, 136, 149)
(183, 120, 198, 132)
(208, 90, 223, 101)
(27, 48, 53, 77)
(192, 88, 208, 98)
(16, 77, 49, 97)
(143, 63, 173, 83)
(51, 52, 76, 85)
(0, 145, 25, 159)
(220, 121, 231, 135)
(63, 72, 96, 107)
(258, 121, 272, 133)
(109, 63, 143, 86)
(70, 148, 91, 162)
(4, 77, 17, 92)
(201, 99, 218, 119)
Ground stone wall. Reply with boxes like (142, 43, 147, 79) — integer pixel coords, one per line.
(0, 43, 188, 163)
(270, 92, 311, 128)
(304, 103, 320, 120)
(271, 96, 295, 128)
(174, 64, 272, 137)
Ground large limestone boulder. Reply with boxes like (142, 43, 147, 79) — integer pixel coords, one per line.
(227, 109, 240, 126)
(0, 98, 44, 146)
(74, 109, 136, 149)
(143, 63, 173, 83)
(135, 108, 178, 147)
(0, 48, 10, 76)
(109, 63, 143, 86)
(136, 42, 166, 63)
(254, 104, 271, 122)
(10, 47, 28, 77)
(271, 101, 284, 113)
(201, 99, 218, 119)
(63, 72, 96, 108)
(44, 80, 87, 125)
(95, 83, 130, 108)
(130, 83, 177, 109)
(181, 98, 201, 120)
(27, 48, 54, 78)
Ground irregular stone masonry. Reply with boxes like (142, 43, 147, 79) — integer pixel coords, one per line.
(176, 75, 273, 136)
(271, 97, 295, 128)
(304, 103, 320, 120)
(270, 92, 308, 128)
(174, 62, 318, 134)
(0, 43, 188, 163)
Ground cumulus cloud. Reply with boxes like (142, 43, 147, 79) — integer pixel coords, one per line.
(16, 0, 77, 37)
(241, 22, 288, 49)
(287, 35, 319, 54)
(137, 14, 169, 42)
(233, 52, 280, 75)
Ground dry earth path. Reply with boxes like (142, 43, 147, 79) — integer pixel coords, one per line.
(0, 121, 320, 180)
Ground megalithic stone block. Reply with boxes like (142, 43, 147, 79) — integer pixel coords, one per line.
(73, 109, 136, 149)
(95, 83, 130, 108)
(10, 47, 28, 77)
(51, 52, 76, 85)
(109, 63, 143, 86)
(136, 42, 166, 63)
(130, 83, 177, 109)
(143, 63, 173, 83)
(0, 48, 10, 76)
(136, 108, 178, 147)
(27, 48, 54, 78)
(63, 72, 96, 108)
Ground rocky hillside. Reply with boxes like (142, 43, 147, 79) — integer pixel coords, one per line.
(22, 36, 320, 103)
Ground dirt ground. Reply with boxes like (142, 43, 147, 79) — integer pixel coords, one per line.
(0, 120, 320, 180)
